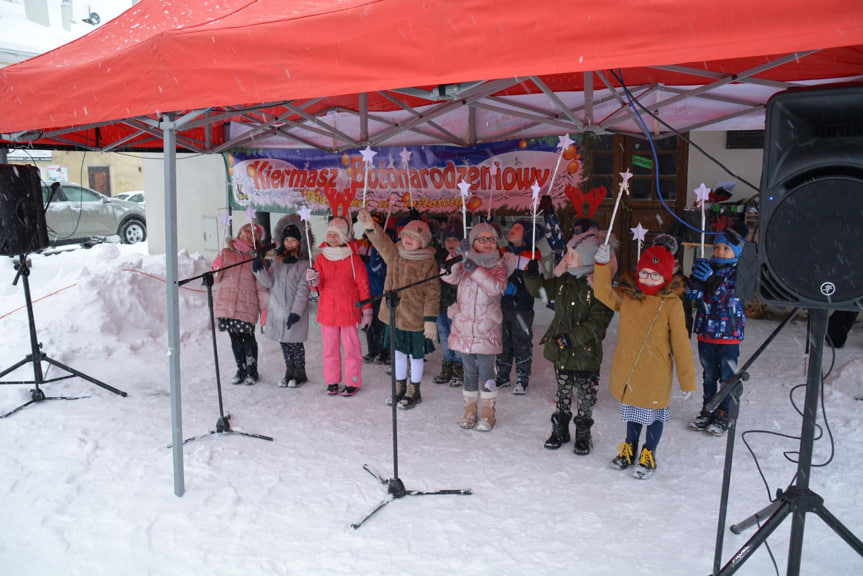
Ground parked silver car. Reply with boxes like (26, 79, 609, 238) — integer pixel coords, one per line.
(113, 190, 146, 205)
(41, 182, 147, 245)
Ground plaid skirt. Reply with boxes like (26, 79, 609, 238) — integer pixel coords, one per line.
(618, 402, 670, 426)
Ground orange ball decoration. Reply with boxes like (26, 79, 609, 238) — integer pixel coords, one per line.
(466, 196, 482, 211)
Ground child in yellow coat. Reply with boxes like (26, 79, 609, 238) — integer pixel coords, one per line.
(593, 243, 696, 479)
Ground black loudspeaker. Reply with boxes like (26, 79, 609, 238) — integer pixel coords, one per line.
(0, 164, 49, 256)
(757, 84, 863, 311)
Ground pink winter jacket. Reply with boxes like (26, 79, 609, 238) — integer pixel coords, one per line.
(442, 258, 508, 355)
(213, 246, 268, 325)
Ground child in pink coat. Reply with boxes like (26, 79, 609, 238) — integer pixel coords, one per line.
(443, 223, 508, 431)
(306, 217, 373, 396)
(212, 222, 269, 385)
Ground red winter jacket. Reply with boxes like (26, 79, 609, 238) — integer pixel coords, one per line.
(313, 242, 371, 326)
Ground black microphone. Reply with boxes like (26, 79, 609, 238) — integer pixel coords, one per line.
(254, 242, 277, 256)
(442, 254, 463, 272)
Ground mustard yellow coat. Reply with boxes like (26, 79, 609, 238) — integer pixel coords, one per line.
(593, 263, 696, 409)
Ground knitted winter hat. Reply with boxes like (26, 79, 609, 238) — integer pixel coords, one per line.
(442, 221, 464, 241)
(651, 233, 679, 256)
(637, 245, 674, 282)
(238, 222, 265, 242)
(714, 231, 744, 260)
(469, 222, 500, 245)
(327, 217, 351, 245)
(281, 224, 302, 243)
(567, 230, 603, 268)
(399, 219, 432, 248)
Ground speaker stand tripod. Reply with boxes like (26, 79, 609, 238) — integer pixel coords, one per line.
(172, 262, 272, 446)
(352, 269, 471, 530)
(710, 308, 863, 575)
(0, 254, 127, 418)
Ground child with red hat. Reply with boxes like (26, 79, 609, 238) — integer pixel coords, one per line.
(593, 242, 697, 479)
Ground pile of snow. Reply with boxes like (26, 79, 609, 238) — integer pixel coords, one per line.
(1, 245, 861, 575)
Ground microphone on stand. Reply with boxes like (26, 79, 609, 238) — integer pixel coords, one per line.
(442, 254, 463, 272)
(254, 242, 277, 257)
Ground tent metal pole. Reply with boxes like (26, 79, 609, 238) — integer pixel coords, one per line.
(161, 114, 185, 497)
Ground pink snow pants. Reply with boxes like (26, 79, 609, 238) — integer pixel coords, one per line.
(320, 324, 363, 388)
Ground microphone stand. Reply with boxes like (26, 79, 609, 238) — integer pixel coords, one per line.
(351, 263, 471, 530)
(172, 254, 273, 445)
(709, 307, 863, 575)
(1, 254, 127, 419)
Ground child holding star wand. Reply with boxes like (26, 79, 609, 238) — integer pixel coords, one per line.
(589, 169, 696, 479)
(592, 239, 696, 479)
(357, 207, 440, 410)
(252, 215, 314, 388)
(212, 222, 270, 386)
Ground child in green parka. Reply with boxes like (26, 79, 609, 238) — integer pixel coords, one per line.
(525, 229, 614, 454)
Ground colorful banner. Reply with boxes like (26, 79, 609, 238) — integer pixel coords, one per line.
(224, 136, 588, 216)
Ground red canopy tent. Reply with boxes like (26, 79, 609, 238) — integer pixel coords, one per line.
(1, 0, 862, 495)
(1, 0, 862, 151)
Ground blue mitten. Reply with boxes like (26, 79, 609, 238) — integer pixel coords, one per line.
(462, 258, 478, 274)
(286, 313, 301, 330)
(692, 258, 713, 282)
(252, 257, 264, 273)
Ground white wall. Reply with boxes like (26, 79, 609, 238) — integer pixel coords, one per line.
(143, 153, 228, 257)
(143, 153, 329, 259)
(685, 131, 763, 205)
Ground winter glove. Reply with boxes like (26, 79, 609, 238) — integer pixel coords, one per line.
(359, 308, 373, 331)
(538, 194, 554, 215)
(356, 208, 374, 230)
(453, 238, 471, 257)
(305, 267, 320, 287)
(595, 243, 611, 265)
(424, 321, 438, 342)
(462, 258, 478, 274)
(682, 391, 693, 401)
(252, 257, 264, 273)
(692, 258, 713, 282)
(524, 259, 540, 278)
(285, 313, 301, 330)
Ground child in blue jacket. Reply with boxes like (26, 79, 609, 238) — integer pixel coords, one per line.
(686, 231, 746, 436)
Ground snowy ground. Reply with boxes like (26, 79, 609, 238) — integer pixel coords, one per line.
(1, 244, 861, 576)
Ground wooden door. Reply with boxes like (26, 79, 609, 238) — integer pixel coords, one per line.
(574, 133, 689, 275)
(88, 165, 111, 195)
